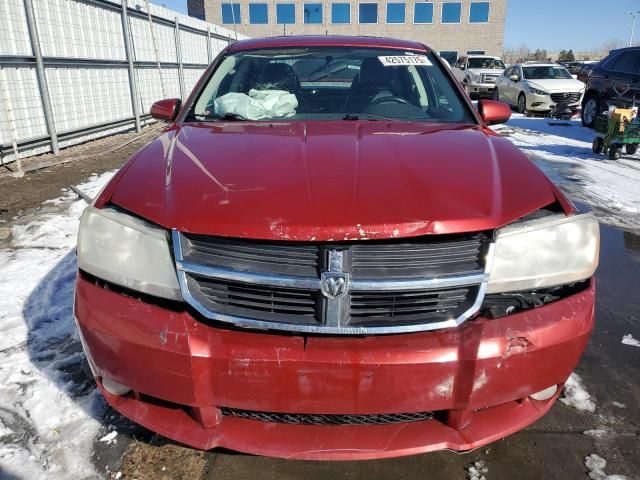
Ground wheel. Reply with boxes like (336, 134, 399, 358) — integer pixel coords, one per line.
(625, 144, 638, 155)
(592, 137, 604, 154)
(609, 145, 620, 160)
(582, 93, 600, 128)
(517, 93, 527, 114)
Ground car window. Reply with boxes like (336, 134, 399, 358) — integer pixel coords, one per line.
(608, 51, 640, 74)
(467, 57, 505, 69)
(522, 66, 572, 80)
(191, 46, 476, 123)
(503, 66, 513, 77)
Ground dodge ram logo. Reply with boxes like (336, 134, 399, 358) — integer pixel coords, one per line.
(321, 272, 349, 299)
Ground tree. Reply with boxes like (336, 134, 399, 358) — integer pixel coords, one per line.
(531, 49, 548, 61)
(557, 49, 575, 62)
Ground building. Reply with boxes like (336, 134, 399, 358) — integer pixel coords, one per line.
(186, 0, 507, 64)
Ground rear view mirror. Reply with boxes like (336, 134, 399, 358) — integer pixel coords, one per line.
(478, 99, 512, 126)
(150, 98, 182, 121)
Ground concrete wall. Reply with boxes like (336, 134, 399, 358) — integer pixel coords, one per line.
(188, 0, 507, 58)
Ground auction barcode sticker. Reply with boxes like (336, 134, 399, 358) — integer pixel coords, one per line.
(378, 55, 432, 67)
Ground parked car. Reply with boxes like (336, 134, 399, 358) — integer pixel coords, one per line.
(577, 63, 596, 83)
(452, 55, 506, 98)
(582, 47, 640, 128)
(75, 36, 599, 460)
(494, 62, 585, 115)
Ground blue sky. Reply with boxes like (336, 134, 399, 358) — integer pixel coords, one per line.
(153, 0, 640, 51)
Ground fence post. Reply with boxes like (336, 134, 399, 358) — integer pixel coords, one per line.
(22, 0, 59, 156)
(174, 17, 185, 100)
(121, 0, 141, 133)
(206, 26, 212, 64)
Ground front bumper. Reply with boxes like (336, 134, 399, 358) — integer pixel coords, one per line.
(75, 275, 595, 460)
(526, 94, 582, 113)
(469, 83, 496, 95)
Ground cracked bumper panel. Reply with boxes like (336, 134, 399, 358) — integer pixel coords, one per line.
(75, 275, 595, 459)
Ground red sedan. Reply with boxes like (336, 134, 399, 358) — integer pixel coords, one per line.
(74, 36, 599, 460)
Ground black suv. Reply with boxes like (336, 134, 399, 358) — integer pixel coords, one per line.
(582, 47, 640, 127)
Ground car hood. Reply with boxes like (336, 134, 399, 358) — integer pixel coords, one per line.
(527, 79, 585, 93)
(110, 122, 557, 240)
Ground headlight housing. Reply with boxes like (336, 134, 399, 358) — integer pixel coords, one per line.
(528, 86, 549, 96)
(487, 213, 599, 294)
(77, 207, 181, 300)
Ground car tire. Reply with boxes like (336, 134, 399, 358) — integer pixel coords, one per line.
(517, 93, 527, 114)
(592, 137, 604, 154)
(582, 94, 600, 128)
(609, 145, 620, 160)
(625, 144, 638, 155)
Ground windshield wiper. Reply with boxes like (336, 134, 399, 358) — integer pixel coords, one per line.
(187, 112, 247, 121)
(342, 113, 394, 121)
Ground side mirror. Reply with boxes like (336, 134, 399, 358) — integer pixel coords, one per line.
(572, 74, 578, 79)
(460, 65, 466, 70)
(150, 98, 181, 121)
(478, 99, 512, 126)
(509, 75, 519, 82)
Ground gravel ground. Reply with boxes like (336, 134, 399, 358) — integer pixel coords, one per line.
(0, 124, 162, 222)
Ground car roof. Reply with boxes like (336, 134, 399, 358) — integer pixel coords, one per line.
(466, 55, 501, 59)
(226, 35, 428, 53)
(517, 63, 563, 67)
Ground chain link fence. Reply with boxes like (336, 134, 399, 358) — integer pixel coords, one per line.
(0, 0, 246, 166)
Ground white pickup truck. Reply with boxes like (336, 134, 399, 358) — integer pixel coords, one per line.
(452, 55, 506, 99)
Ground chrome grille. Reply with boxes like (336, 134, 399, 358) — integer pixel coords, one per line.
(183, 234, 319, 277)
(186, 275, 320, 324)
(481, 74, 499, 84)
(350, 286, 476, 327)
(550, 92, 581, 103)
(350, 237, 484, 278)
(220, 407, 434, 425)
(174, 231, 493, 335)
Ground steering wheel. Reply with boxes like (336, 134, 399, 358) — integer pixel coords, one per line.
(369, 95, 409, 106)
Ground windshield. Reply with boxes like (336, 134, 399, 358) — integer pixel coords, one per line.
(467, 57, 505, 69)
(522, 66, 573, 80)
(190, 46, 474, 123)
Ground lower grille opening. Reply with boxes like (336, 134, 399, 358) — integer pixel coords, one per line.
(220, 407, 434, 425)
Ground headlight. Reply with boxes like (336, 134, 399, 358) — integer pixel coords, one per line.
(77, 207, 181, 300)
(529, 87, 549, 96)
(487, 213, 599, 294)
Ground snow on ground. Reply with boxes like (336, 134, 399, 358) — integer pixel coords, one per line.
(0, 172, 115, 479)
(559, 373, 596, 413)
(494, 115, 640, 232)
(585, 454, 630, 480)
(467, 460, 488, 480)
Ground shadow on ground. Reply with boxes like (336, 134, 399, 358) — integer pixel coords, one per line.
(21, 250, 153, 474)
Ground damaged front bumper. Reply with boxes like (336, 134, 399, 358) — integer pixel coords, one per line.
(75, 275, 595, 460)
